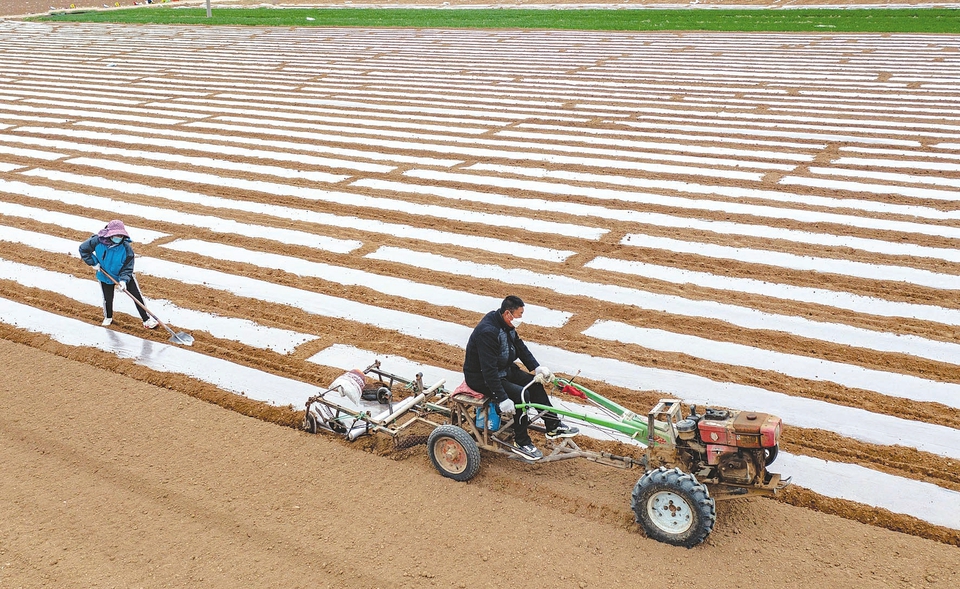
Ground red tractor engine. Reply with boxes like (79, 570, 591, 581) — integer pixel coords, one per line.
(675, 407, 782, 488)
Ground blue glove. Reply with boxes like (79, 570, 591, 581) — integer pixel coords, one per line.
(498, 398, 516, 416)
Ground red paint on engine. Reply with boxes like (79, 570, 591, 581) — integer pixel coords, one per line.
(699, 411, 782, 451)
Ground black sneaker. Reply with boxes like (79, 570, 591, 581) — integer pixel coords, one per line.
(510, 441, 543, 461)
(545, 423, 580, 440)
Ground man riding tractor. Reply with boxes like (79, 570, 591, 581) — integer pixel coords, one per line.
(463, 295, 579, 460)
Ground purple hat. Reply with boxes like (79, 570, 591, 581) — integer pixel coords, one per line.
(98, 220, 129, 239)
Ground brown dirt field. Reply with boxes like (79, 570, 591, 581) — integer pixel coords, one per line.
(3, 336, 960, 588)
(0, 3, 959, 586)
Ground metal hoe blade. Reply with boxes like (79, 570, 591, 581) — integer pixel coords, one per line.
(169, 331, 194, 346)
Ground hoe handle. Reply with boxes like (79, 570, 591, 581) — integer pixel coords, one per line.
(91, 257, 176, 338)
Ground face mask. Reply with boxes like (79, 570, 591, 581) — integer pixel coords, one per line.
(110, 236, 123, 244)
(510, 316, 523, 327)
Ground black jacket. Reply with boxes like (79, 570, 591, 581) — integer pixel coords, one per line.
(463, 310, 539, 402)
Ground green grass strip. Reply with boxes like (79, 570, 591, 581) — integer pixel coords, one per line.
(31, 7, 960, 33)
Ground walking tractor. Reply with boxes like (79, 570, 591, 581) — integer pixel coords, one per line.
(303, 360, 790, 547)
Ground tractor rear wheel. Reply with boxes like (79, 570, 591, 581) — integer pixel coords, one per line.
(303, 412, 318, 434)
(631, 466, 716, 548)
(427, 425, 481, 482)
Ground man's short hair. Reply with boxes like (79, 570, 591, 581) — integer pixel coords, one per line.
(499, 295, 524, 314)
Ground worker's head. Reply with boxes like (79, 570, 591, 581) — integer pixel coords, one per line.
(499, 295, 525, 328)
(99, 220, 130, 242)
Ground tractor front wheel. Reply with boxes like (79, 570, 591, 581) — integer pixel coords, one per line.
(427, 425, 481, 482)
(631, 466, 716, 548)
(764, 445, 779, 466)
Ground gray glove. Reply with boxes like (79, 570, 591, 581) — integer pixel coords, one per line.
(498, 398, 516, 416)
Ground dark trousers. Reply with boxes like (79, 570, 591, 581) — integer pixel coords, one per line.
(101, 276, 150, 321)
(499, 366, 561, 446)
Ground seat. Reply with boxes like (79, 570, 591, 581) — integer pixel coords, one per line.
(451, 380, 486, 406)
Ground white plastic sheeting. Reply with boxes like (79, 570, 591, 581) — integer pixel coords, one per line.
(0, 177, 362, 254)
(585, 256, 960, 325)
(0, 297, 313, 407)
(3, 226, 959, 460)
(617, 233, 960, 290)
(777, 453, 960, 531)
(366, 246, 960, 366)
(356, 177, 960, 263)
(582, 321, 960, 408)
(0, 200, 169, 245)
(0, 257, 317, 354)
(161, 239, 572, 328)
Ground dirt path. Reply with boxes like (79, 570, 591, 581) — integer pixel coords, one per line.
(2, 337, 958, 588)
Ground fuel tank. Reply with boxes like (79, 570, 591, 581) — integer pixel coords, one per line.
(697, 409, 781, 450)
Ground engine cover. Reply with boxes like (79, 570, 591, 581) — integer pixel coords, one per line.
(698, 410, 781, 449)
(733, 411, 781, 448)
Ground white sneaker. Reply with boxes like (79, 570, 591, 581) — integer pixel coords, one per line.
(101, 317, 113, 326)
(143, 318, 159, 329)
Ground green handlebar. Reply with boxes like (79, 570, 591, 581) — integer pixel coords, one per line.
(554, 379, 647, 425)
(516, 402, 650, 440)
(514, 377, 674, 444)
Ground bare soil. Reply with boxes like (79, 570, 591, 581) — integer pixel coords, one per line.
(2, 337, 959, 588)
(1, 1, 959, 586)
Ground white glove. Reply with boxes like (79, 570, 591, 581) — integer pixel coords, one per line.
(93, 264, 100, 271)
(498, 398, 516, 416)
(535, 366, 553, 382)
(117, 281, 126, 292)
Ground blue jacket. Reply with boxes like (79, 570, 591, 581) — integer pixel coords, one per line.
(78, 235, 136, 285)
(463, 310, 539, 402)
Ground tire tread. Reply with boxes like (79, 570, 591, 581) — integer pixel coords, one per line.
(631, 466, 716, 547)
